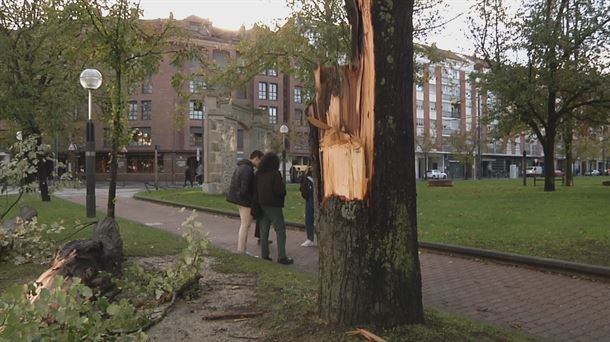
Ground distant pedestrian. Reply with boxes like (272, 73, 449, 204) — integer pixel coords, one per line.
(184, 165, 193, 187)
(226, 150, 264, 254)
(195, 163, 203, 184)
(255, 152, 293, 265)
(299, 167, 315, 247)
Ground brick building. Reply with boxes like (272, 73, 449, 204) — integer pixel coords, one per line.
(85, 16, 307, 188)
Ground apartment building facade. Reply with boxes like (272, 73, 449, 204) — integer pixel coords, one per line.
(414, 49, 545, 179)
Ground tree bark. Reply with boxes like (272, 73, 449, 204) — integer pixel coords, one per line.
(107, 68, 122, 219)
(314, 0, 423, 328)
(563, 120, 574, 186)
(31, 130, 51, 202)
(543, 125, 557, 192)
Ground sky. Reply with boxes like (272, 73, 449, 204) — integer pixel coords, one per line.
(138, 0, 481, 55)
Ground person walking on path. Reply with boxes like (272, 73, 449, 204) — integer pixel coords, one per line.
(183, 165, 193, 187)
(299, 167, 315, 247)
(226, 150, 264, 254)
(255, 152, 293, 264)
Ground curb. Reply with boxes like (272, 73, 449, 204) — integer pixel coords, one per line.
(420, 242, 610, 279)
(133, 194, 306, 229)
(134, 194, 610, 280)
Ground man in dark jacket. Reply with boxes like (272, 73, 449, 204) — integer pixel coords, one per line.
(227, 150, 264, 254)
(255, 152, 293, 265)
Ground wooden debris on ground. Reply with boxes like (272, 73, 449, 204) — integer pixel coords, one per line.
(346, 328, 387, 342)
(202, 311, 264, 321)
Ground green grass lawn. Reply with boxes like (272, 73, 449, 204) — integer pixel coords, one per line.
(0, 195, 186, 290)
(138, 177, 610, 267)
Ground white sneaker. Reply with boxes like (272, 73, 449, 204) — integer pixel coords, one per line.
(301, 240, 315, 247)
(244, 251, 259, 258)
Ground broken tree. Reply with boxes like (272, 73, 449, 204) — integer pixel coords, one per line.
(310, 0, 424, 327)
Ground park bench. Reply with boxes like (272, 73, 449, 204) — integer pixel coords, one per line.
(428, 179, 453, 187)
(533, 175, 564, 186)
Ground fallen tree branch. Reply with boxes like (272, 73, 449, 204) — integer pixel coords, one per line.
(202, 311, 264, 321)
(346, 328, 387, 342)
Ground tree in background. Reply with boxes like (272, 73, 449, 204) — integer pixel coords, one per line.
(448, 130, 477, 179)
(78, 0, 177, 218)
(0, 0, 84, 201)
(470, 0, 610, 191)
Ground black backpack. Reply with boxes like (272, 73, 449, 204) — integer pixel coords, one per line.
(300, 175, 313, 199)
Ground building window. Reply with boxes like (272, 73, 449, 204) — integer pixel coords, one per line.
(189, 100, 204, 120)
(258, 105, 267, 114)
(142, 76, 153, 94)
(237, 129, 244, 151)
(294, 87, 302, 103)
(212, 49, 229, 68)
(236, 86, 247, 99)
(103, 128, 112, 148)
(128, 83, 138, 95)
(268, 106, 278, 124)
(416, 100, 424, 111)
(190, 126, 203, 146)
(267, 68, 277, 76)
(127, 153, 163, 173)
(141, 101, 152, 120)
(130, 127, 152, 147)
(417, 118, 424, 126)
(269, 83, 278, 101)
(128, 101, 138, 121)
(294, 109, 303, 125)
(430, 101, 436, 112)
(258, 82, 267, 100)
(189, 78, 207, 93)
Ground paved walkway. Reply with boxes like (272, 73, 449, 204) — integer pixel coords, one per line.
(57, 187, 610, 342)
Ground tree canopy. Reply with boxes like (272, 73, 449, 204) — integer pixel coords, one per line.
(470, 0, 610, 191)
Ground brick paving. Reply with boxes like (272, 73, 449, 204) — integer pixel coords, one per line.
(58, 187, 610, 341)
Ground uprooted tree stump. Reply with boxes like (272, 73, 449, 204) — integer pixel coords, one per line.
(32, 217, 123, 300)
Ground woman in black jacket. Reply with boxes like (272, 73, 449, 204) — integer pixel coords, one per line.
(255, 152, 293, 264)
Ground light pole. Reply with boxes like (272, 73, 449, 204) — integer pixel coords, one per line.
(79, 69, 103, 218)
(280, 124, 289, 183)
(476, 78, 482, 180)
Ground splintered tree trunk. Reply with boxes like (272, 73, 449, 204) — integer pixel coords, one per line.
(312, 0, 423, 327)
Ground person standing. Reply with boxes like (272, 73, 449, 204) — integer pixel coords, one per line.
(255, 152, 293, 264)
(183, 165, 193, 187)
(226, 150, 264, 254)
(299, 167, 315, 247)
(195, 163, 203, 184)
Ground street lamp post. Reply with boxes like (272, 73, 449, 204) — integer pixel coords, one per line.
(79, 69, 103, 218)
(279, 124, 289, 183)
(476, 78, 482, 180)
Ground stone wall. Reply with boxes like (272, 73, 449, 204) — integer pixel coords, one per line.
(202, 96, 272, 194)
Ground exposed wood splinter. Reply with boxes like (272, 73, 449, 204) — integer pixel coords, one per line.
(346, 328, 387, 342)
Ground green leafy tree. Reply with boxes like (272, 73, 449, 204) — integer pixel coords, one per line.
(448, 129, 477, 179)
(0, 0, 84, 201)
(218, 0, 448, 94)
(78, 0, 177, 218)
(470, 0, 610, 191)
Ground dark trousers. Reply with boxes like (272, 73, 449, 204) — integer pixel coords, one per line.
(305, 195, 314, 241)
(259, 205, 287, 260)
